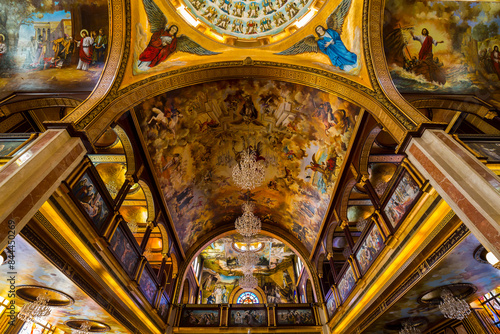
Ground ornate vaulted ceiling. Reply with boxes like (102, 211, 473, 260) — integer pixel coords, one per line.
(135, 79, 361, 252)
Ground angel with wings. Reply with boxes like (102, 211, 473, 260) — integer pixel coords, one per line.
(138, 0, 219, 69)
(276, 0, 357, 71)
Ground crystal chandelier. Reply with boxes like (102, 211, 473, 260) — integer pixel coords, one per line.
(232, 149, 265, 190)
(74, 321, 92, 334)
(17, 292, 51, 323)
(235, 203, 261, 238)
(238, 250, 259, 273)
(438, 288, 471, 320)
(399, 320, 421, 334)
(239, 274, 258, 290)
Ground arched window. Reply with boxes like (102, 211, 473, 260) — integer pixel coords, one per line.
(237, 292, 259, 304)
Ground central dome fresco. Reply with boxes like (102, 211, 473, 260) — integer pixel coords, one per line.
(181, 0, 322, 43)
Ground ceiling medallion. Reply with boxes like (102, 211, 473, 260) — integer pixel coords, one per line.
(232, 149, 265, 191)
(179, 0, 323, 46)
(16, 285, 74, 324)
(65, 319, 111, 333)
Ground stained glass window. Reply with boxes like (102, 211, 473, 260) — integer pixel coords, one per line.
(237, 292, 259, 304)
(479, 286, 500, 328)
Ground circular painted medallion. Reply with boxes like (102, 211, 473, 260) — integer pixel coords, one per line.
(182, 0, 320, 44)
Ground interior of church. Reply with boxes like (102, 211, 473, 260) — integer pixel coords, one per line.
(0, 0, 500, 333)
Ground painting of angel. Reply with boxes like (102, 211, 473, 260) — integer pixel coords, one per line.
(276, 0, 357, 71)
(72, 172, 110, 229)
(138, 0, 220, 70)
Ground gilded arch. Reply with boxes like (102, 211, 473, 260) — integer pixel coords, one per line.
(358, 126, 382, 177)
(112, 125, 136, 176)
(137, 180, 155, 222)
(339, 179, 358, 221)
(173, 223, 324, 305)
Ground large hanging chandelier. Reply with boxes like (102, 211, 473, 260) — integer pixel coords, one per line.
(239, 274, 258, 290)
(399, 320, 421, 334)
(438, 288, 471, 320)
(232, 149, 265, 190)
(235, 203, 261, 238)
(17, 292, 51, 323)
(238, 250, 259, 273)
(74, 321, 92, 334)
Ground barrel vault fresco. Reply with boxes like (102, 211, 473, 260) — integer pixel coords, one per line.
(135, 79, 361, 252)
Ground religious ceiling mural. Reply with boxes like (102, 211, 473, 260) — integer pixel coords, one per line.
(124, 0, 368, 87)
(135, 79, 361, 252)
(384, 0, 500, 102)
(199, 234, 297, 304)
(0, 237, 129, 333)
(0, 0, 108, 95)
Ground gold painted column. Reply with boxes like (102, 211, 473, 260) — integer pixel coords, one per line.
(406, 129, 500, 259)
(0, 129, 86, 251)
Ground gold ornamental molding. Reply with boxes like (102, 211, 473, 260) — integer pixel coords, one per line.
(410, 98, 497, 119)
(0, 98, 81, 117)
(79, 62, 412, 144)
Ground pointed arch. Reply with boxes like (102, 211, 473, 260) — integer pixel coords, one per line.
(137, 180, 155, 222)
(358, 126, 382, 176)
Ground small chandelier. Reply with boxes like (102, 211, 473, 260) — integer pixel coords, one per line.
(74, 321, 92, 334)
(232, 149, 265, 190)
(235, 204, 261, 238)
(399, 320, 421, 334)
(439, 288, 471, 320)
(17, 292, 51, 323)
(239, 274, 258, 290)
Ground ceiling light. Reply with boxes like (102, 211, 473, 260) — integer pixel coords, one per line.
(232, 149, 265, 190)
(486, 252, 500, 269)
(239, 274, 258, 290)
(74, 321, 92, 334)
(238, 250, 259, 273)
(438, 288, 471, 321)
(295, 9, 318, 29)
(235, 210, 261, 238)
(177, 5, 199, 27)
(399, 320, 421, 334)
(17, 292, 51, 324)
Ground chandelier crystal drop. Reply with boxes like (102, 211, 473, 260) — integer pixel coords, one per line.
(235, 209, 261, 238)
(239, 274, 258, 290)
(399, 321, 421, 334)
(17, 292, 51, 323)
(74, 321, 92, 334)
(232, 149, 265, 190)
(438, 288, 472, 320)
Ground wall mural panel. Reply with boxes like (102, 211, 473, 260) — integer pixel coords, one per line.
(0, 0, 109, 94)
(275, 307, 315, 326)
(382, 170, 420, 229)
(136, 79, 361, 252)
(180, 309, 221, 326)
(338, 264, 355, 302)
(383, 0, 500, 96)
(355, 223, 384, 274)
(229, 308, 267, 326)
(200, 235, 297, 304)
